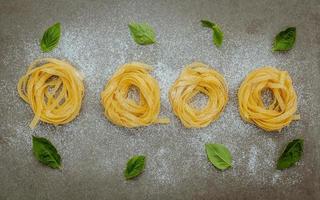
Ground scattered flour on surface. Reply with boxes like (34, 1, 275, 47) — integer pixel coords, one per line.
(248, 145, 258, 175)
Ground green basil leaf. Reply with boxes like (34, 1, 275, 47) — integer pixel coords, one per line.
(128, 23, 156, 45)
(201, 20, 215, 28)
(205, 143, 232, 170)
(40, 22, 61, 52)
(32, 136, 61, 169)
(272, 27, 296, 51)
(201, 20, 224, 47)
(212, 26, 223, 47)
(124, 155, 146, 179)
(277, 139, 303, 170)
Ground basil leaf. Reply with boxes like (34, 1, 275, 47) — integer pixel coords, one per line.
(201, 20, 215, 28)
(201, 20, 224, 47)
(32, 136, 61, 169)
(128, 23, 156, 45)
(272, 27, 296, 51)
(124, 155, 146, 179)
(212, 26, 223, 47)
(277, 139, 303, 170)
(205, 143, 232, 170)
(40, 22, 61, 52)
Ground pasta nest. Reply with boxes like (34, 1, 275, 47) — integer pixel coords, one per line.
(101, 62, 169, 127)
(17, 58, 84, 128)
(238, 66, 299, 132)
(169, 62, 228, 128)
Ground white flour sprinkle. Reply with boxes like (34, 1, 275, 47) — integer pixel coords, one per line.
(248, 145, 258, 175)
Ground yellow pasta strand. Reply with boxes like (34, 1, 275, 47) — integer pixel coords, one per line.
(238, 66, 299, 132)
(169, 62, 228, 128)
(17, 58, 84, 128)
(101, 62, 169, 128)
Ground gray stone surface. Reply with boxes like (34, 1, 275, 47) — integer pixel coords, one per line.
(0, 0, 320, 199)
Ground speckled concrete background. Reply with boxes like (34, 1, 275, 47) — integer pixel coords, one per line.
(0, 0, 320, 199)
